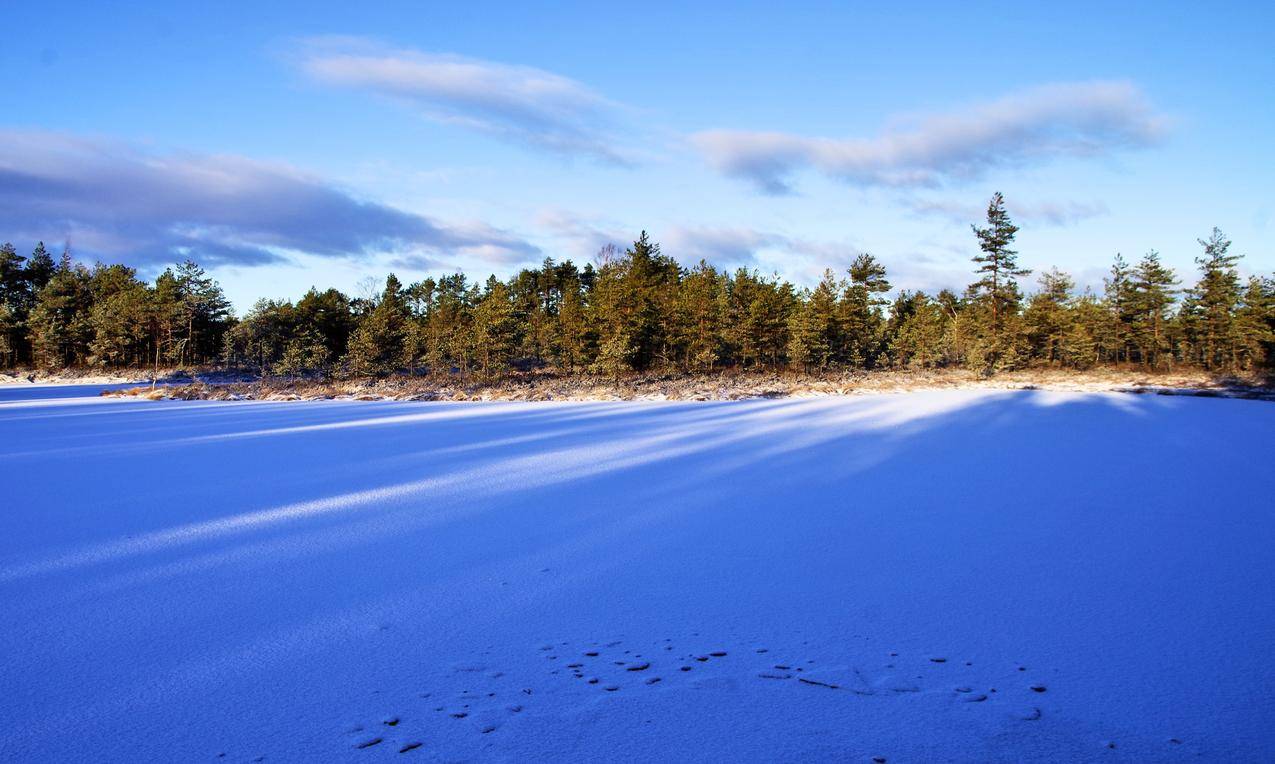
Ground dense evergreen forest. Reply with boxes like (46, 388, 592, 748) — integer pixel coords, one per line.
(1, 194, 1272, 379)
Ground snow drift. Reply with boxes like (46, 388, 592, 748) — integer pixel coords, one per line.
(1, 384, 1272, 762)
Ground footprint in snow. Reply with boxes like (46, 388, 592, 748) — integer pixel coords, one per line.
(335, 637, 1061, 757)
(540, 636, 740, 696)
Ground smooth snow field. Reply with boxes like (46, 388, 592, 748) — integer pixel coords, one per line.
(1, 386, 1273, 763)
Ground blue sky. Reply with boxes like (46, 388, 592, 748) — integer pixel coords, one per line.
(1, 1, 1271, 309)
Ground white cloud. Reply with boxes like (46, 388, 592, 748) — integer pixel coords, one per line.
(296, 37, 631, 163)
(905, 197, 1110, 226)
(691, 81, 1166, 193)
(663, 226, 790, 267)
(534, 208, 632, 263)
(0, 129, 539, 268)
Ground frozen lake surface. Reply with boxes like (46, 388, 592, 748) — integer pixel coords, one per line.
(1, 384, 1272, 762)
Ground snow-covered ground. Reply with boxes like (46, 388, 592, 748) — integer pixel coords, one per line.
(1, 384, 1272, 762)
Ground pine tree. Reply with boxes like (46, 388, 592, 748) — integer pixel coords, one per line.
(555, 289, 588, 370)
(751, 279, 795, 368)
(469, 280, 517, 378)
(28, 253, 94, 368)
(88, 265, 151, 367)
(0, 243, 25, 366)
(1128, 250, 1178, 368)
(224, 299, 296, 371)
(841, 253, 891, 368)
(24, 242, 56, 297)
(1235, 276, 1274, 372)
(592, 319, 634, 377)
(153, 261, 232, 367)
(0, 243, 24, 304)
(942, 297, 978, 369)
(968, 193, 1030, 372)
(276, 328, 333, 378)
(0, 303, 14, 365)
(787, 271, 841, 371)
(1103, 254, 1136, 364)
(345, 274, 410, 377)
(1184, 228, 1244, 370)
(1024, 268, 1075, 365)
(625, 232, 680, 369)
(589, 234, 679, 374)
(417, 273, 473, 375)
(676, 261, 725, 371)
(888, 292, 949, 369)
(1, 216, 1269, 379)
(1060, 292, 1104, 369)
(723, 270, 795, 368)
(970, 192, 1030, 327)
(295, 287, 355, 362)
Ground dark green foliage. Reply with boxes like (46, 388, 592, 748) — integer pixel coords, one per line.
(88, 265, 152, 367)
(1024, 268, 1075, 366)
(675, 261, 726, 371)
(1060, 292, 1106, 369)
(28, 253, 94, 368)
(887, 291, 951, 369)
(842, 253, 891, 367)
(970, 192, 1029, 327)
(1128, 250, 1179, 369)
(24, 242, 56, 295)
(276, 329, 333, 378)
(967, 193, 1031, 372)
(0, 242, 26, 365)
(3, 207, 1270, 378)
(469, 279, 517, 378)
(787, 270, 841, 371)
(589, 233, 682, 375)
(1104, 254, 1136, 363)
(224, 286, 355, 377)
(1180, 229, 1245, 370)
(224, 299, 297, 372)
(0, 241, 60, 366)
(345, 275, 411, 377)
(1235, 276, 1274, 372)
(0, 243, 24, 304)
(296, 288, 356, 362)
(150, 260, 232, 367)
(723, 269, 793, 369)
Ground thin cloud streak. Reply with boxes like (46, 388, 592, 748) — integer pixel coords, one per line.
(295, 37, 633, 164)
(905, 197, 1110, 226)
(535, 211, 870, 276)
(692, 81, 1167, 193)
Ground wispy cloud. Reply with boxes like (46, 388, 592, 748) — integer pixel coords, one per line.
(0, 129, 539, 268)
(295, 37, 632, 163)
(664, 226, 797, 268)
(535, 208, 631, 262)
(664, 226, 977, 294)
(537, 212, 865, 274)
(905, 197, 1110, 226)
(691, 81, 1167, 193)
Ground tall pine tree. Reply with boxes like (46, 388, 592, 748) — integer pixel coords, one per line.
(968, 193, 1030, 371)
(1128, 250, 1178, 368)
(1183, 228, 1243, 370)
(970, 192, 1029, 328)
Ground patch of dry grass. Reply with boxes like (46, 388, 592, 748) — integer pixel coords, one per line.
(99, 367, 1274, 403)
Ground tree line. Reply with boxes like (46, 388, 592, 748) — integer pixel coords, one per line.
(1, 194, 1271, 378)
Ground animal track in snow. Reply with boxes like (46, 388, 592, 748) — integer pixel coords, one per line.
(338, 659, 535, 757)
(539, 636, 741, 696)
(329, 634, 1118, 759)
